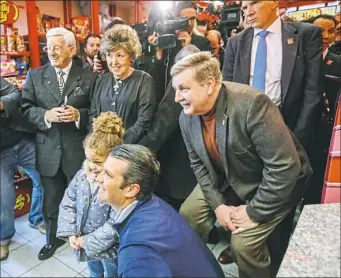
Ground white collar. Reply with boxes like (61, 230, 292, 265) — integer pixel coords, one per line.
(323, 48, 329, 60)
(86, 56, 94, 67)
(254, 17, 282, 37)
(54, 60, 73, 75)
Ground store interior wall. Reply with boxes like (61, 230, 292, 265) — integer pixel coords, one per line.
(11, 0, 82, 35)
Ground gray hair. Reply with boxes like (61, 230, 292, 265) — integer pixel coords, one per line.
(175, 44, 200, 63)
(46, 27, 76, 48)
(109, 144, 160, 201)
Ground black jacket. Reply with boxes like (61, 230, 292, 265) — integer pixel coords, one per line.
(0, 78, 35, 148)
(89, 70, 156, 144)
(324, 50, 341, 117)
(21, 63, 96, 177)
(138, 82, 196, 200)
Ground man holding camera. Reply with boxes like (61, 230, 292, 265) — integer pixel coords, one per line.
(148, 1, 210, 102)
(83, 34, 107, 74)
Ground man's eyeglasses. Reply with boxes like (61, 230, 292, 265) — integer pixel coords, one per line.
(43, 45, 71, 52)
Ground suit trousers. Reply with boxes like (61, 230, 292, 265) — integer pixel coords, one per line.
(180, 185, 291, 278)
(41, 167, 73, 245)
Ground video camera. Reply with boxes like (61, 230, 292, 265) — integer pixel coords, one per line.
(147, 8, 189, 49)
(220, 2, 243, 38)
(132, 22, 149, 54)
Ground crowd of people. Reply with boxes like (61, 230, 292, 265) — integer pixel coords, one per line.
(1, 1, 340, 278)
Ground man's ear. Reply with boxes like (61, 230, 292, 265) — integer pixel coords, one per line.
(124, 183, 140, 198)
(272, 0, 280, 10)
(206, 76, 216, 95)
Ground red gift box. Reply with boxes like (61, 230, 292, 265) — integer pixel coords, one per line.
(14, 176, 32, 218)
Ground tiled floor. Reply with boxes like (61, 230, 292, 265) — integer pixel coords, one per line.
(0, 214, 239, 278)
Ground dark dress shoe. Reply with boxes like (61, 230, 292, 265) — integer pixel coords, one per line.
(38, 240, 65, 260)
(207, 226, 220, 245)
(218, 246, 234, 264)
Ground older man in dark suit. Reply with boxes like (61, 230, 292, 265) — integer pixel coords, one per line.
(21, 27, 96, 260)
(172, 52, 312, 278)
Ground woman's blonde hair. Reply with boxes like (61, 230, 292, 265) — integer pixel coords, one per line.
(84, 112, 125, 157)
(101, 24, 142, 61)
(170, 51, 222, 85)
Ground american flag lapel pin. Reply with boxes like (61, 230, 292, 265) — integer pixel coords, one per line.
(287, 38, 294, 45)
(326, 60, 333, 65)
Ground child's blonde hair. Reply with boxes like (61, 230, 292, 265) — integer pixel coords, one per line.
(84, 112, 125, 157)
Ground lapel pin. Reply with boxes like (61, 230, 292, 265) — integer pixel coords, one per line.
(287, 38, 294, 45)
(326, 60, 333, 65)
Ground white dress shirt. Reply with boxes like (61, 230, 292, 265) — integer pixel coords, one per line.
(323, 48, 328, 60)
(54, 60, 73, 86)
(250, 17, 283, 106)
(45, 61, 80, 128)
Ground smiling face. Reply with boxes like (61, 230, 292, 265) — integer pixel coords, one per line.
(84, 148, 107, 179)
(313, 17, 336, 51)
(46, 36, 73, 69)
(96, 156, 140, 211)
(106, 47, 132, 79)
(241, 1, 278, 30)
(173, 69, 217, 115)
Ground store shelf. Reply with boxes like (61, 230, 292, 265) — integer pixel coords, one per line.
(0, 51, 30, 57)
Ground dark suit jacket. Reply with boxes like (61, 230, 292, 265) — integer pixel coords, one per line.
(0, 78, 35, 135)
(191, 34, 211, 51)
(222, 21, 324, 152)
(21, 63, 96, 177)
(138, 82, 196, 200)
(324, 50, 341, 116)
(329, 41, 341, 56)
(180, 82, 312, 223)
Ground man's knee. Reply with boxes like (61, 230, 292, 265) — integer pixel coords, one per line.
(231, 234, 251, 257)
(179, 197, 198, 227)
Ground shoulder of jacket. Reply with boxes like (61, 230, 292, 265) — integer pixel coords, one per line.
(288, 21, 320, 33)
(30, 63, 49, 74)
(135, 69, 153, 80)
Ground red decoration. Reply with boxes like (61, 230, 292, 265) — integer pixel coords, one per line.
(0, 1, 19, 25)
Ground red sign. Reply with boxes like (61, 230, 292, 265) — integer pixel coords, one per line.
(0, 1, 19, 24)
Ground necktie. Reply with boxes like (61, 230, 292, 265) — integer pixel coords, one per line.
(58, 70, 65, 95)
(252, 30, 269, 93)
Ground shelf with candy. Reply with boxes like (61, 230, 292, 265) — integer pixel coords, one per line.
(1, 58, 28, 90)
(1, 27, 28, 90)
(36, 9, 91, 42)
(0, 51, 30, 57)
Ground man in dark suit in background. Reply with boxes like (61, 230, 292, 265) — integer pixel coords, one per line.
(306, 15, 341, 205)
(21, 27, 96, 260)
(222, 0, 324, 152)
(172, 52, 312, 278)
(329, 11, 341, 55)
(174, 1, 211, 51)
(222, 1, 324, 266)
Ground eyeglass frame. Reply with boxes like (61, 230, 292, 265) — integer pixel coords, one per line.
(43, 44, 73, 53)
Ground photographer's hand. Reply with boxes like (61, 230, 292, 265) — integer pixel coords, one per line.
(148, 32, 163, 60)
(176, 30, 192, 47)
